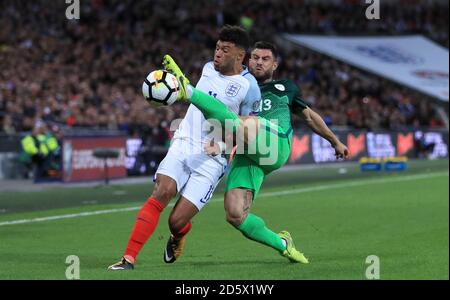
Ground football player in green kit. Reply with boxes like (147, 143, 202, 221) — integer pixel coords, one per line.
(163, 41, 349, 264)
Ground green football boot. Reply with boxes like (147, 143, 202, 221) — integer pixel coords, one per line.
(162, 54, 190, 101)
(278, 231, 309, 264)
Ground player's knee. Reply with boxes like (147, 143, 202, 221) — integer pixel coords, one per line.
(151, 190, 174, 206)
(225, 190, 252, 227)
(152, 183, 176, 205)
(225, 209, 245, 228)
(224, 192, 247, 227)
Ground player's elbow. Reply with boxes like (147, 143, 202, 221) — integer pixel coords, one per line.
(304, 108, 323, 128)
(304, 116, 316, 130)
(305, 118, 314, 128)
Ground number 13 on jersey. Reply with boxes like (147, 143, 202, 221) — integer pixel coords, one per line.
(259, 99, 272, 111)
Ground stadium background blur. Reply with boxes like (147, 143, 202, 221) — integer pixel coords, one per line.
(0, 0, 448, 179)
(0, 0, 448, 281)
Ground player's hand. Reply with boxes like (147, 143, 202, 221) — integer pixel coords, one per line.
(333, 141, 349, 160)
(204, 140, 221, 156)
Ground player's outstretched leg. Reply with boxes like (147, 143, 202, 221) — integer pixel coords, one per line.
(176, 77, 240, 129)
(164, 54, 240, 128)
(189, 88, 240, 129)
(226, 172, 307, 264)
(237, 213, 286, 251)
(235, 213, 308, 264)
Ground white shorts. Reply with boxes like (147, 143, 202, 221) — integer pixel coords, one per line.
(155, 138, 227, 211)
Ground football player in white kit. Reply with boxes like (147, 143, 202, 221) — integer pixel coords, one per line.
(108, 25, 261, 270)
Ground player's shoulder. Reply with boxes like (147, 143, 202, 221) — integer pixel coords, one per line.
(202, 61, 215, 73)
(241, 67, 259, 90)
(269, 79, 299, 93)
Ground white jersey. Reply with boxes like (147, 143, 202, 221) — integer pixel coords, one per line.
(156, 61, 260, 211)
(173, 62, 261, 154)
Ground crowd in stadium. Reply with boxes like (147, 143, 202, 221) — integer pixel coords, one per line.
(0, 0, 448, 142)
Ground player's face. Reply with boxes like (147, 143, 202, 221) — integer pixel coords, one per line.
(249, 49, 278, 83)
(214, 41, 241, 74)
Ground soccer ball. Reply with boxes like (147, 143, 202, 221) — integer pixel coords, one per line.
(142, 70, 179, 106)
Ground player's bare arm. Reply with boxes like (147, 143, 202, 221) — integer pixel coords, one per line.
(299, 107, 349, 159)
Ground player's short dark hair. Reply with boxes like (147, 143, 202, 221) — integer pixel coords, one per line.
(218, 25, 250, 51)
(252, 41, 279, 59)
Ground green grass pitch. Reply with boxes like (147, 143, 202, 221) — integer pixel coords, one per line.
(0, 159, 448, 280)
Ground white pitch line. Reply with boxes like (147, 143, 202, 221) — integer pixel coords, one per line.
(0, 171, 447, 227)
(258, 171, 448, 198)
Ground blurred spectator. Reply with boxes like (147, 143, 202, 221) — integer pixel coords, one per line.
(1, 114, 16, 135)
(19, 120, 61, 181)
(19, 121, 50, 180)
(414, 130, 436, 159)
(46, 124, 62, 173)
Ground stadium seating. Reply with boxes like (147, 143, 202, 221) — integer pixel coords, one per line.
(0, 0, 447, 139)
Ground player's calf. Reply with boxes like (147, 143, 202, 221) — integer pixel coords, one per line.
(168, 197, 197, 235)
(168, 215, 192, 237)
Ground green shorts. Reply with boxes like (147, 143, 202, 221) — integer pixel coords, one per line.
(225, 118, 292, 200)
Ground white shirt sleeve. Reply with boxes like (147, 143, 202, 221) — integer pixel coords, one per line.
(240, 73, 261, 116)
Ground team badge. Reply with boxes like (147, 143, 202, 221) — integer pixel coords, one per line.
(252, 100, 261, 112)
(275, 84, 285, 91)
(225, 82, 241, 97)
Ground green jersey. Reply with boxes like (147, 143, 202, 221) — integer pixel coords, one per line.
(226, 80, 308, 197)
(258, 79, 308, 138)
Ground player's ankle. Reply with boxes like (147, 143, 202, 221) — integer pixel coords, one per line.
(186, 85, 194, 99)
(281, 238, 288, 250)
(123, 255, 135, 264)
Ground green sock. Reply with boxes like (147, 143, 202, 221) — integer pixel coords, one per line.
(190, 88, 239, 129)
(238, 213, 286, 253)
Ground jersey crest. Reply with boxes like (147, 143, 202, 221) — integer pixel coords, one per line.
(274, 84, 285, 91)
(225, 82, 241, 97)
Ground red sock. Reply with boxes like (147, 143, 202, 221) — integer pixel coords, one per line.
(173, 222, 192, 240)
(124, 197, 164, 262)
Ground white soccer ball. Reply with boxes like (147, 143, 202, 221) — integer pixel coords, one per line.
(142, 70, 179, 106)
